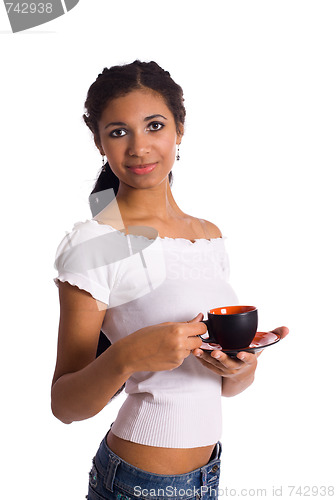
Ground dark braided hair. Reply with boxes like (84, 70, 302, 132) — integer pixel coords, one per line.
(83, 60, 186, 217)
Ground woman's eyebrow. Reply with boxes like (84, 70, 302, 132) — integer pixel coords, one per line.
(144, 114, 167, 121)
(104, 115, 167, 130)
(104, 121, 127, 129)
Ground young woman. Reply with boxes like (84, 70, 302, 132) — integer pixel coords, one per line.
(51, 60, 288, 500)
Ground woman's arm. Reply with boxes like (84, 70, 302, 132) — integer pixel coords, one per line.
(51, 282, 131, 424)
(220, 351, 259, 397)
(51, 282, 206, 424)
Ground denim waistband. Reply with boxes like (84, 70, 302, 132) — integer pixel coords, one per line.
(92, 436, 222, 499)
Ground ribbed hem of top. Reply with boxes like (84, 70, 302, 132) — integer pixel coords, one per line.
(111, 393, 222, 448)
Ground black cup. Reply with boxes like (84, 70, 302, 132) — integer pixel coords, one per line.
(201, 306, 258, 350)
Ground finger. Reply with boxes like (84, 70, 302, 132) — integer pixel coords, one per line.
(185, 320, 207, 337)
(187, 312, 204, 323)
(187, 335, 203, 351)
(204, 350, 244, 370)
(192, 349, 217, 363)
(236, 351, 257, 364)
(192, 347, 204, 357)
(271, 326, 289, 339)
(193, 350, 243, 376)
(193, 355, 226, 376)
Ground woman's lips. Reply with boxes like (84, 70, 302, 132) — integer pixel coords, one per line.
(127, 163, 157, 175)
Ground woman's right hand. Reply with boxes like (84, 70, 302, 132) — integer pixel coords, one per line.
(119, 313, 206, 373)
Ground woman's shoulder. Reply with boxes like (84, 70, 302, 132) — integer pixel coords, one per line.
(197, 218, 223, 239)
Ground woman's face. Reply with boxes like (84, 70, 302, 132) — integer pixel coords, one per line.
(96, 89, 182, 191)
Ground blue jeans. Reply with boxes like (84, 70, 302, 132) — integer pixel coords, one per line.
(87, 436, 222, 500)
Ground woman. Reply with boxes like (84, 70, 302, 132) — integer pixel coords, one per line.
(51, 60, 288, 499)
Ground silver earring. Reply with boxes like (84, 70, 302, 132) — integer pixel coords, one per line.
(176, 144, 180, 161)
(101, 155, 106, 171)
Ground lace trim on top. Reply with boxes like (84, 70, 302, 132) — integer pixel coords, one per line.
(87, 219, 224, 245)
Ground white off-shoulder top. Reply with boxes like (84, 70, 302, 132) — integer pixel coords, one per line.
(54, 219, 238, 448)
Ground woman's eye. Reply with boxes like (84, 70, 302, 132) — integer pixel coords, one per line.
(148, 122, 164, 131)
(110, 129, 127, 138)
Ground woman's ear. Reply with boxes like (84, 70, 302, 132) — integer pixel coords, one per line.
(94, 135, 105, 156)
(176, 123, 184, 143)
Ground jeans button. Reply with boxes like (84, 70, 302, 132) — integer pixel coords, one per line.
(211, 464, 219, 473)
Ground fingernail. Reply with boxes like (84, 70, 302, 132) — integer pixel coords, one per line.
(212, 352, 220, 359)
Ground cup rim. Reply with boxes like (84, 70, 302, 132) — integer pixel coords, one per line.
(208, 305, 257, 316)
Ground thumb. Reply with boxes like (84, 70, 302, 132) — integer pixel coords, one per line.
(187, 312, 204, 323)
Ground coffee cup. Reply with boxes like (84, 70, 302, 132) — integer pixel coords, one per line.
(200, 306, 258, 350)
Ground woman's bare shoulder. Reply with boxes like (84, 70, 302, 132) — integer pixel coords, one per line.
(203, 220, 222, 239)
(186, 215, 222, 239)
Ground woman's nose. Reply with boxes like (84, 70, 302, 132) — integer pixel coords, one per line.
(128, 133, 151, 157)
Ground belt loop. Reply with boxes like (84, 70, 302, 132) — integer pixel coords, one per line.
(201, 466, 207, 492)
(214, 441, 222, 460)
(105, 455, 121, 492)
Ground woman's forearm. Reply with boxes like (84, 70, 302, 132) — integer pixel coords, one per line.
(51, 340, 132, 424)
(51, 318, 208, 423)
(221, 372, 255, 397)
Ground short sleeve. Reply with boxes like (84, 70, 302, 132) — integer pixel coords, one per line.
(54, 221, 113, 305)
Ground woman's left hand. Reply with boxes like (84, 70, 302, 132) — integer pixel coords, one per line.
(192, 326, 289, 396)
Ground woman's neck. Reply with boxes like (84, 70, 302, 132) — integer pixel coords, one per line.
(115, 180, 185, 223)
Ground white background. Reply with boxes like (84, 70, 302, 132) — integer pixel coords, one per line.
(1, 0, 335, 498)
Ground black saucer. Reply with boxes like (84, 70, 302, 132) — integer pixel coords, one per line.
(201, 331, 281, 356)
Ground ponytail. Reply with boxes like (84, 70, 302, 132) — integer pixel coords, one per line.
(89, 162, 119, 217)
